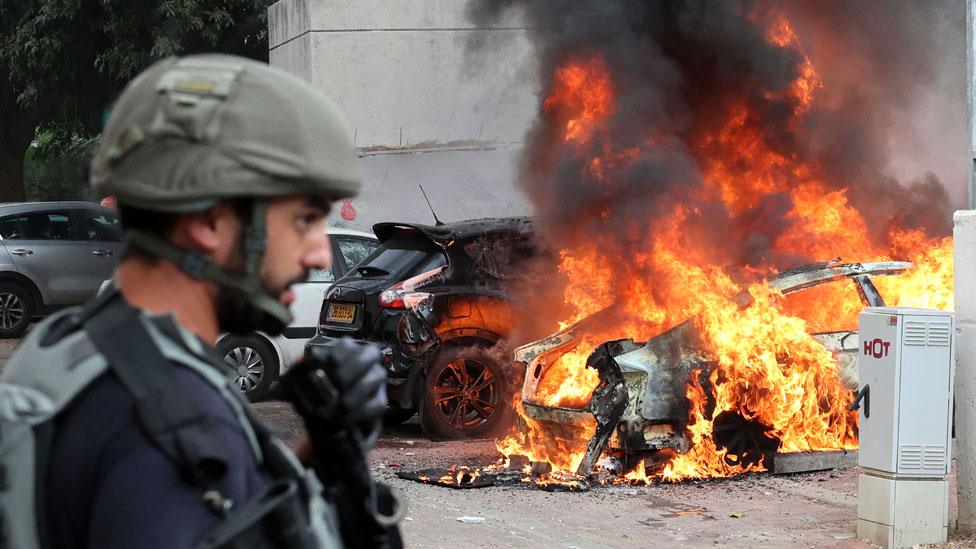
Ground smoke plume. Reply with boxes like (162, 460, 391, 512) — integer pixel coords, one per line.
(468, 0, 965, 272)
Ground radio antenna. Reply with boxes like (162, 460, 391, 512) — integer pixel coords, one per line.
(419, 184, 444, 226)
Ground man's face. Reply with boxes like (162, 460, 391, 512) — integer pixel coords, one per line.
(214, 196, 332, 335)
(260, 196, 332, 305)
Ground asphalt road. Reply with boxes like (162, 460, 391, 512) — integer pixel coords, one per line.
(1, 336, 972, 548)
(253, 398, 889, 549)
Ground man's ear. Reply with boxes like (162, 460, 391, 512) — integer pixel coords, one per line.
(171, 203, 241, 261)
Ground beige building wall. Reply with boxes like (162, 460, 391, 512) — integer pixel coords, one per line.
(268, 0, 539, 229)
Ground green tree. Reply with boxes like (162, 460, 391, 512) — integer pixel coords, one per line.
(0, 0, 272, 202)
(24, 132, 99, 202)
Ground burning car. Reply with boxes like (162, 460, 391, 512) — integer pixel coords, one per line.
(514, 260, 910, 476)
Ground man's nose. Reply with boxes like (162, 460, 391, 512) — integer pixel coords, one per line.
(304, 232, 332, 270)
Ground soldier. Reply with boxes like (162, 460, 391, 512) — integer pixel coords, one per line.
(0, 54, 402, 548)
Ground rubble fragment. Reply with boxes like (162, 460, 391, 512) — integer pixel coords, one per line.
(769, 449, 857, 475)
(396, 467, 494, 489)
(456, 516, 487, 524)
(536, 479, 590, 493)
(530, 461, 552, 476)
(506, 454, 530, 472)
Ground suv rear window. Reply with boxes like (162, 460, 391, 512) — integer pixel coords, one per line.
(349, 234, 447, 280)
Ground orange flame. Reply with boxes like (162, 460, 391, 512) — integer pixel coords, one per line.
(498, 13, 954, 483)
(496, 400, 595, 473)
(544, 56, 613, 145)
(533, 342, 600, 409)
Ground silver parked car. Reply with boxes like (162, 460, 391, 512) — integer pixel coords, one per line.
(0, 202, 123, 337)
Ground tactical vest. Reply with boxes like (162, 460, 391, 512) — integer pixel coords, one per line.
(0, 289, 343, 548)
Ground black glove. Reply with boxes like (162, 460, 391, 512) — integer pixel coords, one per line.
(278, 339, 404, 549)
(280, 338, 388, 450)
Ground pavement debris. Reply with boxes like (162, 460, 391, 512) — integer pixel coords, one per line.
(456, 516, 487, 524)
(397, 468, 496, 489)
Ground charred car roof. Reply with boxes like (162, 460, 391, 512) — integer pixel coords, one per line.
(372, 217, 533, 245)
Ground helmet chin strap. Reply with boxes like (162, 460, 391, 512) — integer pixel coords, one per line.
(125, 199, 294, 328)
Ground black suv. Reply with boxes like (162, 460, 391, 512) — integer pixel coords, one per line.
(306, 217, 538, 439)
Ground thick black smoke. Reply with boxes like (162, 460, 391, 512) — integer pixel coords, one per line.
(782, 1, 964, 238)
(468, 0, 964, 274)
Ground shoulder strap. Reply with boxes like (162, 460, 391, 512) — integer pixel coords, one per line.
(79, 290, 229, 493)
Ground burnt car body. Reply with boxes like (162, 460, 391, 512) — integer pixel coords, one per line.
(307, 217, 539, 439)
(516, 261, 911, 473)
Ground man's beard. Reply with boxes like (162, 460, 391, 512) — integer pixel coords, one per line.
(214, 254, 307, 336)
(215, 283, 290, 336)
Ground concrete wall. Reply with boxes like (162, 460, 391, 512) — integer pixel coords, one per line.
(268, 0, 539, 230)
(954, 210, 976, 532)
(351, 145, 531, 228)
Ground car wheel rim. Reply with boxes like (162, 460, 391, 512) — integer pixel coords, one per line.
(432, 358, 499, 431)
(711, 411, 778, 468)
(224, 346, 264, 393)
(0, 292, 25, 331)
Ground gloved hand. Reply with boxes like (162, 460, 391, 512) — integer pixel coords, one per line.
(279, 338, 388, 451)
(278, 340, 402, 548)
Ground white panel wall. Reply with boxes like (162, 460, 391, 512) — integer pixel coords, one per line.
(268, 0, 538, 228)
(268, 0, 313, 81)
(334, 146, 532, 231)
(269, 0, 537, 147)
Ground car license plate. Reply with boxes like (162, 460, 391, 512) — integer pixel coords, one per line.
(327, 303, 356, 323)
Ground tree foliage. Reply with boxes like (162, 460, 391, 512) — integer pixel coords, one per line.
(24, 132, 99, 202)
(0, 0, 273, 201)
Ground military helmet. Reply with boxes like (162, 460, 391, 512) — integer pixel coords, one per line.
(91, 54, 362, 211)
(92, 54, 362, 334)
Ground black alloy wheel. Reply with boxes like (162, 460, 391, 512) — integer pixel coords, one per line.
(0, 283, 32, 338)
(216, 334, 279, 402)
(420, 347, 509, 440)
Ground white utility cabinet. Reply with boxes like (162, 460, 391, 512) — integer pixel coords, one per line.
(856, 307, 955, 548)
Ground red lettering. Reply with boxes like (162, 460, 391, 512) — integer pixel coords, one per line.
(863, 338, 891, 359)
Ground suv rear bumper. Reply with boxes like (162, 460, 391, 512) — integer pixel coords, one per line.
(306, 334, 423, 410)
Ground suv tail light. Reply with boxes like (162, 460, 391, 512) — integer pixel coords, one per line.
(379, 281, 409, 309)
(379, 266, 446, 309)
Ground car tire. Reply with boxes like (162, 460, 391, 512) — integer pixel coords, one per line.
(217, 334, 279, 402)
(420, 347, 510, 440)
(383, 405, 416, 427)
(0, 282, 33, 338)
